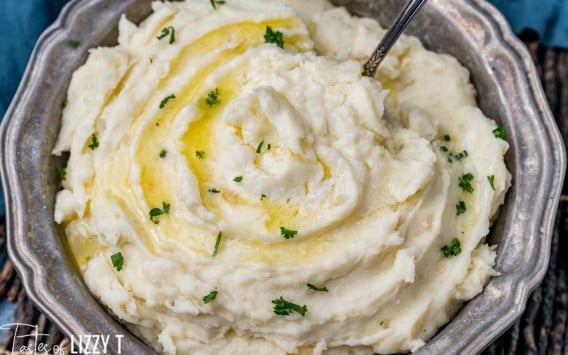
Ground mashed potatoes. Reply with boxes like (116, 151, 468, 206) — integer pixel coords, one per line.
(52, 0, 511, 353)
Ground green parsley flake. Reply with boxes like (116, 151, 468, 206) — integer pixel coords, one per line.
(307, 283, 328, 292)
(157, 26, 176, 44)
(488, 175, 496, 191)
(159, 149, 167, 158)
(56, 165, 66, 181)
(493, 127, 506, 139)
(205, 88, 221, 107)
(280, 227, 297, 239)
(264, 26, 284, 48)
(210, 0, 226, 9)
(261, 194, 267, 201)
(195, 151, 206, 159)
(444, 135, 451, 142)
(203, 290, 218, 304)
(452, 150, 469, 162)
(456, 201, 467, 215)
(111, 252, 124, 271)
(149, 202, 171, 224)
(159, 94, 176, 109)
(440, 146, 449, 152)
(88, 134, 99, 150)
(208, 188, 221, 194)
(69, 40, 80, 49)
(62, 99, 68, 109)
(458, 173, 474, 193)
(256, 140, 264, 154)
(212, 232, 222, 256)
(441, 238, 462, 257)
(272, 297, 308, 316)
(233, 176, 243, 182)
(267, 143, 272, 150)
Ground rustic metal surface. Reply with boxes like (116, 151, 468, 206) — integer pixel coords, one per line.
(482, 40, 568, 355)
(0, 0, 565, 354)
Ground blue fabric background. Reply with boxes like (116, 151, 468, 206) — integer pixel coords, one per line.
(492, 0, 568, 47)
(0, 2, 566, 217)
(0, 0, 69, 216)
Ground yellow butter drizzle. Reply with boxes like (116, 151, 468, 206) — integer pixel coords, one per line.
(136, 19, 307, 253)
(70, 18, 357, 265)
(139, 19, 300, 206)
(134, 19, 354, 264)
(67, 18, 356, 266)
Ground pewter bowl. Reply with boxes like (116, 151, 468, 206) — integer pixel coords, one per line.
(0, 0, 565, 353)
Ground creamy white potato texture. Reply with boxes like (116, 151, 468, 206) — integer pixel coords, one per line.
(53, 0, 511, 353)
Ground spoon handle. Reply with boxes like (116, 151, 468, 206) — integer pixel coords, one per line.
(362, 0, 428, 77)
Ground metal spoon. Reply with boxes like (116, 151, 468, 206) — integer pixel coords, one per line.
(362, 0, 428, 77)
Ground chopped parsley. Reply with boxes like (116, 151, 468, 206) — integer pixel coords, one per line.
(88, 134, 99, 150)
(452, 150, 469, 162)
(212, 232, 222, 256)
(280, 227, 297, 239)
(488, 175, 496, 191)
(69, 40, 80, 48)
(159, 94, 176, 109)
(493, 127, 506, 139)
(458, 173, 474, 193)
(56, 165, 66, 181)
(272, 297, 307, 316)
(256, 140, 265, 154)
(62, 99, 68, 109)
(444, 134, 451, 142)
(456, 201, 467, 215)
(307, 283, 328, 292)
(264, 26, 284, 48)
(261, 194, 267, 201)
(149, 202, 171, 224)
(210, 0, 226, 9)
(441, 238, 462, 257)
(203, 290, 218, 304)
(267, 143, 272, 150)
(440, 146, 449, 152)
(111, 252, 124, 271)
(157, 26, 176, 44)
(208, 188, 221, 194)
(195, 151, 206, 159)
(205, 88, 221, 107)
(159, 149, 167, 158)
(233, 176, 243, 182)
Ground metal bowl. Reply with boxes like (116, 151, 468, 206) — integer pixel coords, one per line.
(0, 0, 565, 353)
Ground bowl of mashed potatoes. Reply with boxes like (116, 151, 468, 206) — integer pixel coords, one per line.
(0, 0, 565, 354)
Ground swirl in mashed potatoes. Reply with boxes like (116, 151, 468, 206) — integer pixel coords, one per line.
(53, 0, 511, 353)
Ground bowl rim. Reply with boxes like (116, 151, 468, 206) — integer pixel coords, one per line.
(0, 0, 565, 353)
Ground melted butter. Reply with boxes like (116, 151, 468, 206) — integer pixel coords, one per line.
(263, 198, 300, 232)
(317, 156, 331, 181)
(67, 233, 105, 268)
(140, 18, 301, 208)
(72, 16, 348, 264)
(82, 17, 350, 263)
(181, 83, 238, 204)
(135, 19, 307, 253)
(238, 228, 337, 265)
